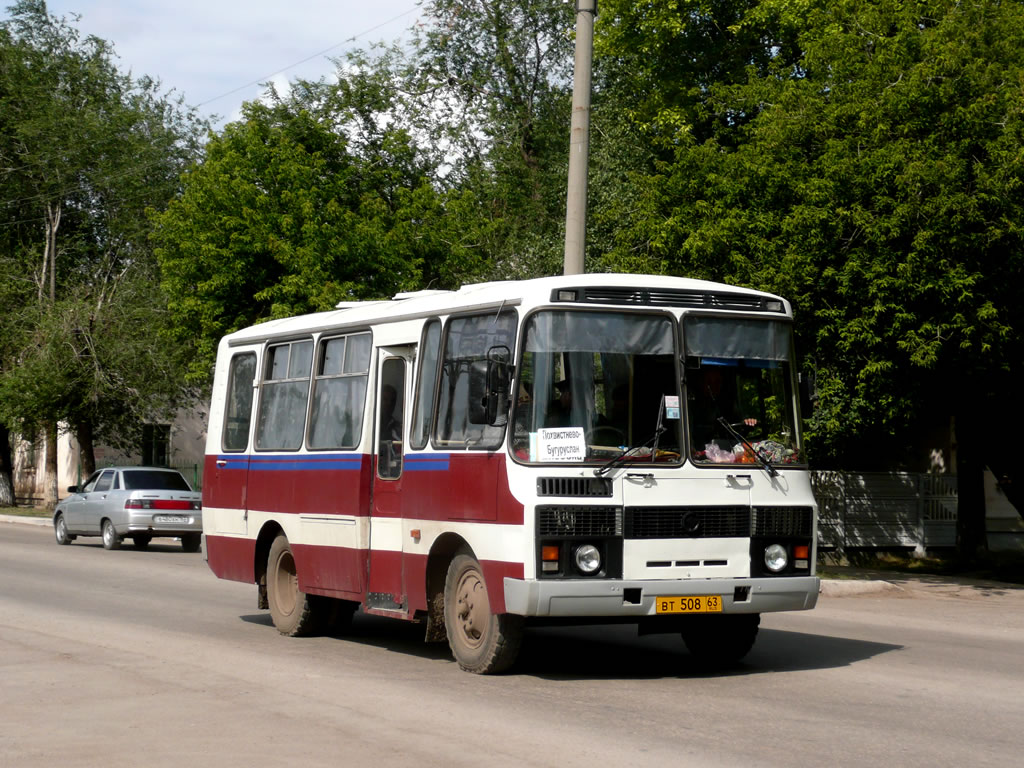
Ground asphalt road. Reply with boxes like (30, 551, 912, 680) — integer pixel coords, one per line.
(2, 521, 1022, 768)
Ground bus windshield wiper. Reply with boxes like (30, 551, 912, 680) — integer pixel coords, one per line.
(593, 426, 666, 477)
(716, 417, 778, 477)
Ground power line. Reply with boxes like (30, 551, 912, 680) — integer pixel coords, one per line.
(193, 7, 421, 110)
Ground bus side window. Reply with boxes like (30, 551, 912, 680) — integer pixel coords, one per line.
(410, 319, 441, 450)
(255, 340, 312, 451)
(435, 311, 516, 449)
(377, 358, 405, 479)
(308, 332, 371, 450)
(223, 352, 257, 452)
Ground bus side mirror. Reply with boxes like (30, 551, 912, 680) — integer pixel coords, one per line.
(468, 346, 512, 426)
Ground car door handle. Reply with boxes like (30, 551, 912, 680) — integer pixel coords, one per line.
(216, 460, 227, 467)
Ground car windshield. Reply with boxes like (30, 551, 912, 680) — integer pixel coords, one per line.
(684, 316, 803, 466)
(122, 470, 192, 491)
(511, 310, 682, 464)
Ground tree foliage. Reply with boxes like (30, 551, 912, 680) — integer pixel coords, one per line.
(595, 0, 1024, 548)
(0, 0, 206, 486)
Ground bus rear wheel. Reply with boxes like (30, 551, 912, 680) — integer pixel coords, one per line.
(267, 534, 322, 637)
(443, 554, 523, 674)
(681, 613, 760, 667)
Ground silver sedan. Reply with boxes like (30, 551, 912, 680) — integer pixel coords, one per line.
(53, 467, 203, 552)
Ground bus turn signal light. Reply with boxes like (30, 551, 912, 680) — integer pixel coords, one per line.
(542, 545, 560, 561)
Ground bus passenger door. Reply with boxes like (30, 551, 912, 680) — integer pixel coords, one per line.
(367, 349, 412, 612)
(205, 350, 257, 535)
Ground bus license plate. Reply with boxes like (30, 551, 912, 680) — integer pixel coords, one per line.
(655, 595, 723, 614)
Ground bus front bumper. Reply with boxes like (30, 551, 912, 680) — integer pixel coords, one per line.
(503, 576, 819, 618)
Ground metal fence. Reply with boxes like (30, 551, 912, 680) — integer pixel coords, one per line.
(813, 471, 958, 551)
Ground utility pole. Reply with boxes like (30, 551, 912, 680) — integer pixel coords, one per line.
(563, 0, 596, 276)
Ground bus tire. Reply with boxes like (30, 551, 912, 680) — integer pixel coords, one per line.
(444, 554, 523, 674)
(682, 613, 760, 667)
(267, 534, 321, 637)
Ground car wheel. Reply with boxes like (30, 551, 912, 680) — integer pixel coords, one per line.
(443, 553, 523, 674)
(133, 535, 151, 550)
(54, 514, 75, 545)
(681, 613, 760, 667)
(101, 519, 121, 550)
(266, 534, 323, 637)
(180, 533, 201, 553)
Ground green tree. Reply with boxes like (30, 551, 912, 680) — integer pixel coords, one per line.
(0, 1, 205, 501)
(598, 0, 1024, 553)
(406, 0, 577, 277)
(152, 69, 453, 382)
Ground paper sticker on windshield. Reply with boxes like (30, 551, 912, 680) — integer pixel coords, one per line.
(537, 427, 586, 462)
(664, 395, 680, 420)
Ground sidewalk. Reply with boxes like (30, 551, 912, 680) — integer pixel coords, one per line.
(0, 513, 49, 527)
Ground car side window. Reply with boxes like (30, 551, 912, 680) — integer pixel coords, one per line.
(93, 470, 115, 493)
(81, 471, 102, 493)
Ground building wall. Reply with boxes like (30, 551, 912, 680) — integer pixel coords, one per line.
(12, 405, 208, 504)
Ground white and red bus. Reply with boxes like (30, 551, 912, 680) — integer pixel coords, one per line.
(202, 273, 819, 673)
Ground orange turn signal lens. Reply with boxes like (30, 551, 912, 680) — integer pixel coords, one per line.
(793, 545, 809, 559)
(542, 545, 560, 561)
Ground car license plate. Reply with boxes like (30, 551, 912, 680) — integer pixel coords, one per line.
(655, 595, 723, 614)
(155, 515, 189, 524)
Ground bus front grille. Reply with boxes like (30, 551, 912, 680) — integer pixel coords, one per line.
(537, 505, 622, 537)
(625, 506, 751, 539)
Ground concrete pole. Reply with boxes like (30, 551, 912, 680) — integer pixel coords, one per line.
(563, 0, 597, 276)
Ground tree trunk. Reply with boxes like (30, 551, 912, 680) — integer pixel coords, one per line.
(44, 420, 59, 509)
(74, 419, 96, 478)
(953, 412, 988, 561)
(0, 424, 15, 507)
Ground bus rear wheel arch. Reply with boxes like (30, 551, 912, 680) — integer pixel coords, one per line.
(443, 553, 523, 674)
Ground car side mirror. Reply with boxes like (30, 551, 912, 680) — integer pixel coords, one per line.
(67, 485, 79, 494)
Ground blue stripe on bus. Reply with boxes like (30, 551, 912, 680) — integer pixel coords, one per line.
(220, 455, 364, 472)
(401, 453, 451, 472)
(216, 454, 452, 472)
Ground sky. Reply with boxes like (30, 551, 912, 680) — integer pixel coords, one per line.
(32, 1, 425, 126)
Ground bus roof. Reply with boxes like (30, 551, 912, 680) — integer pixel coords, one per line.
(224, 273, 789, 346)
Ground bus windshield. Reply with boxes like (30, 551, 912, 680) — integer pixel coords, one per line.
(684, 316, 802, 467)
(511, 310, 682, 463)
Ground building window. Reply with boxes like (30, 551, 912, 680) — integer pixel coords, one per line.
(142, 424, 171, 466)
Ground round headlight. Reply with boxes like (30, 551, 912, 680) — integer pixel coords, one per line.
(574, 544, 602, 574)
(764, 543, 789, 573)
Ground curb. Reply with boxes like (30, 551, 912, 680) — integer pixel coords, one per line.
(0, 513, 51, 527)
(819, 578, 903, 597)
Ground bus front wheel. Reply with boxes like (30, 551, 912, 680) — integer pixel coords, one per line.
(444, 554, 523, 674)
(682, 613, 760, 667)
(267, 534, 322, 637)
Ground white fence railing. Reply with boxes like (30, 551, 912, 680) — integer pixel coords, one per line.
(813, 471, 958, 550)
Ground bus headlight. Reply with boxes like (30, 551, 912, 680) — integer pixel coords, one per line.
(574, 544, 601, 575)
(764, 544, 788, 573)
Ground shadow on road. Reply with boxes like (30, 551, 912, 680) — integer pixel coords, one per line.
(238, 611, 900, 680)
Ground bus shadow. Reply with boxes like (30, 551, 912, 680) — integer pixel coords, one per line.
(239, 611, 454, 663)
(239, 613, 901, 679)
(514, 625, 901, 680)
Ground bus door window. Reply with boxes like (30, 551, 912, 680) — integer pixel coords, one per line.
(377, 357, 406, 479)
